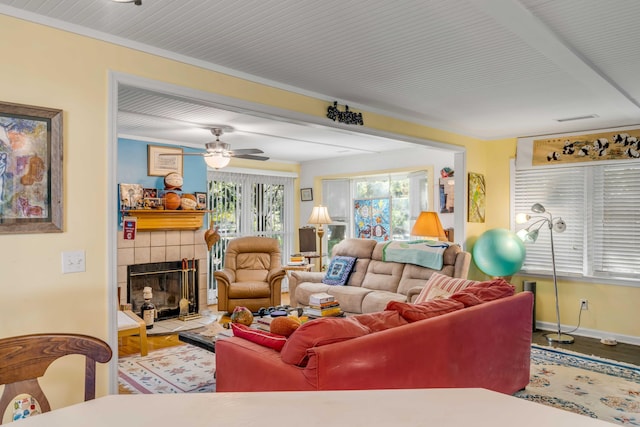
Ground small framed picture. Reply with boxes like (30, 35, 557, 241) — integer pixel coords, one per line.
(195, 192, 207, 209)
(141, 198, 164, 209)
(300, 188, 313, 202)
(147, 145, 183, 177)
(143, 188, 157, 198)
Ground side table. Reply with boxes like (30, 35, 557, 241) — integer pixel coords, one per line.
(283, 264, 314, 275)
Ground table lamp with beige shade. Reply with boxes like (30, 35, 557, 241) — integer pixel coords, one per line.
(307, 205, 332, 270)
(411, 211, 447, 241)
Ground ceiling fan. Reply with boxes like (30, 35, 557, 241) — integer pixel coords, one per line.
(169, 127, 269, 169)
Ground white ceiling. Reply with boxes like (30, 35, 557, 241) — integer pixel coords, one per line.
(2, 0, 640, 163)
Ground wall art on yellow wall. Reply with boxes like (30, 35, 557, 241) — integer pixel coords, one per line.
(468, 172, 485, 223)
(0, 101, 63, 234)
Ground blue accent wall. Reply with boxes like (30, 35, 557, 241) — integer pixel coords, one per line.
(117, 138, 208, 228)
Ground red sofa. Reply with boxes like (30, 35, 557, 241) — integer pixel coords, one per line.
(216, 291, 533, 394)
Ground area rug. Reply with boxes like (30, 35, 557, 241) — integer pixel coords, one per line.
(119, 343, 216, 394)
(515, 344, 640, 426)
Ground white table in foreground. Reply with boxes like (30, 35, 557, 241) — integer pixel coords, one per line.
(18, 388, 613, 427)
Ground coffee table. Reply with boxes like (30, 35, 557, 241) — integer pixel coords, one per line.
(178, 330, 217, 352)
(178, 323, 230, 352)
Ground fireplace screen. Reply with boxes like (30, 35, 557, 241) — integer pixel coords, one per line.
(127, 259, 199, 321)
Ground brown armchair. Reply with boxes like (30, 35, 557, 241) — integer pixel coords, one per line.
(214, 236, 286, 313)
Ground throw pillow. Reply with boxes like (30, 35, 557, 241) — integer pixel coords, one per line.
(270, 316, 301, 337)
(413, 273, 477, 304)
(280, 317, 371, 366)
(386, 299, 464, 322)
(449, 278, 515, 307)
(322, 256, 357, 286)
(230, 323, 288, 351)
(424, 285, 453, 301)
(351, 310, 409, 332)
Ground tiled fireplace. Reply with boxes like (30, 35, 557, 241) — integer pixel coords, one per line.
(117, 230, 209, 317)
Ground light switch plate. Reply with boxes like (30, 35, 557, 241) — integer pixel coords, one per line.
(62, 250, 86, 274)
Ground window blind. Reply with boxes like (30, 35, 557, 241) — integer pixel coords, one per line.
(514, 161, 640, 281)
(592, 164, 640, 278)
(514, 167, 585, 275)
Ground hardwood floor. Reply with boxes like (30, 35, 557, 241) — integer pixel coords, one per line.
(532, 329, 640, 366)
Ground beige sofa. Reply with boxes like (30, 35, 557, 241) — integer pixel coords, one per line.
(289, 238, 471, 314)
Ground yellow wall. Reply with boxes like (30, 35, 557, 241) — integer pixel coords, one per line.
(480, 138, 640, 338)
(0, 13, 637, 411)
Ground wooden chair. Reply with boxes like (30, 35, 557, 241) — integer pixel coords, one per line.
(0, 333, 112, 422)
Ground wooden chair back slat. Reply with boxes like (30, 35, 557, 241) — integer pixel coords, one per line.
(0, 333, 112, 423)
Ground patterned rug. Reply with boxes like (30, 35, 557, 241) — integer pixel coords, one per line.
(118, 344, 216, 393)
(516, 344, 640, 425)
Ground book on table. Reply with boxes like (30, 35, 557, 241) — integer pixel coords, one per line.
(254, 316, 274, 332)
(309, 292, 334, 305)
(309, 301, 340, 310)
(305, 305, 342, 317)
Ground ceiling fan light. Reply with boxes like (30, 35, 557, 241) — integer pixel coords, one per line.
(204, 154, 231, 169)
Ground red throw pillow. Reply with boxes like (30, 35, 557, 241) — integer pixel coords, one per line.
(386, 299, 464, 322)
(450, 278, 515, 307)
(281, 317, 371, 366)
(351, 310, 408, 332)
(230, 323, 288, 351)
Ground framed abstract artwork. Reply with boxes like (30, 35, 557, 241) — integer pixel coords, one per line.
(468, 172, 486, 223)
(0, 101, 63, 234)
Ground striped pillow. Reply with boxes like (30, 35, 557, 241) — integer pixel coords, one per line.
(414, 273, 477, 304)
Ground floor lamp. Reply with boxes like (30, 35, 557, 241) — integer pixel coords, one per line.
(516, 203, 573, 344)
(307, 205, 332, 271)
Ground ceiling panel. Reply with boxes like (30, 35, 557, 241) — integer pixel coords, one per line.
(2, 0, 640, 160)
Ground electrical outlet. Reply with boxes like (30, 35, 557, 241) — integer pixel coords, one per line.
(580, 299, 589, 311)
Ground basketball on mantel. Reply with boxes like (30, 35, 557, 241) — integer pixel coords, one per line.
(164, 192, 181, 210)
(180, 194, 198, 210)
(164, 172, 183, 190)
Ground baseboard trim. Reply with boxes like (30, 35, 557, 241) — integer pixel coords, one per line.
(535, 321, 640, 346)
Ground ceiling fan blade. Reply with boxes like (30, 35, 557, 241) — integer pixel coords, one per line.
(235, 154, 269, 161)
(159, 152, 206, 157)
(229, 148, 264, 156)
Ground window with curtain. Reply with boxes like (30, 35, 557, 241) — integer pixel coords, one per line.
(512, 161, 640, 283)
(206, 170, 295, 300)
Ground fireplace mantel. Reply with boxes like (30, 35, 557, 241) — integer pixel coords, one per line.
(125, 210, 207, 231)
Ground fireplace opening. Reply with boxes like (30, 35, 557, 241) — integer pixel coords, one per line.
(127, 259, 199, 321)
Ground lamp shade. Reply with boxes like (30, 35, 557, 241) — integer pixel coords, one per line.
(307, 206, 332, 225)
(411, 211, 446, 240)
(204, 154, 231, 169)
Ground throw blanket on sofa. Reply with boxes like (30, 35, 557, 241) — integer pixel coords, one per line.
(382, 240, 450, 269)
